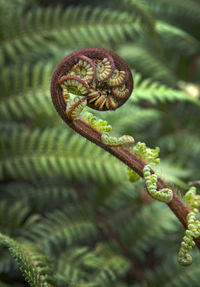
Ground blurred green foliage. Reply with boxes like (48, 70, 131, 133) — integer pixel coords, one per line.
(0, 0, 200, 286)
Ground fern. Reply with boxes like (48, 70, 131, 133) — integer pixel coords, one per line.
(145, 253, 200, 287)
(0, 200, 40, 237)
(156, 21, 200, 57)
(117, 44, 177, 86)
(24, 206, 98, 254)
(133, 72, 199, 104)
(142, 0, 200, 38)
(1, 61, 197, 127)
(0, 61, 58, 124)
(110, 202, 178, 260)
(159, 131, 200, 161)
(92, 243, 130, 285)
(158, 132, 200, 181)
(0, 233, 55, 287)
(0, 6, 145, 67)
(0, 61, 55, 98)
(95, 105, 161, 135)
(1, 0, 200, 286)
(0, 124, 128, 184)
(0, 249, 18, 275)
(111, 0, 156, 34)
(55, 247, 93, 284)
(55, 243, 130, 286)
(0, 182, 79, 213)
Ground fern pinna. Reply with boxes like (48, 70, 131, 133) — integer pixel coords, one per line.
(51, 48, 200, 267)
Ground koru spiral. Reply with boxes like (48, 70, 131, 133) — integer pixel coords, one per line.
(51, 47, 133, 116)
(50, 48, 174, 204)
(51, 48, 200, 267)
(51, 47, 134, 148)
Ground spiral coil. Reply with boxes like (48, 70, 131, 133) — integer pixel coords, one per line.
(51, 48, 133, 116)
(51, 49, 200, 268)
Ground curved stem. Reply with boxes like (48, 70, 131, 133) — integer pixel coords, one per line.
(50, 47, 200, 251)
(70, 118, 200, 249)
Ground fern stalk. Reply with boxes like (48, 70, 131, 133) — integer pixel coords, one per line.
(51, 48, 200, 252)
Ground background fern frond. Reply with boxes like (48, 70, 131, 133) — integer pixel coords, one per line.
(0, 125, 128, 184)
(142, 0, 200, 38)
(0, 233, 55, 287)
(117, 44, 177, 86)
(145, 252, 200, 287)
(0, 6, 145, 67)
(25, 205, 98, 254)
(156, 21, 200, 57)
(111, 0, 156, 34)
(132, 72, 198, 104)
(0, 200, 40, 237)
(108, 202, 178, 260)
(54, 243, 130, 287)
(0, 182, 79, 213)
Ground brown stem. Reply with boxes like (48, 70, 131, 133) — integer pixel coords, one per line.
(69, 119, 200, 249)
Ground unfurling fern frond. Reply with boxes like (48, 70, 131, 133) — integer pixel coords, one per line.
(0, 0, 200, 286)
(178, 187, 200, 266)
(0, 233, 55, 287)
(143, 164, 173, 203)
(50, 47, 200, 270)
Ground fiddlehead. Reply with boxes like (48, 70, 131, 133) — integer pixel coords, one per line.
(127, 141, 173, 203)
(51, 48, 200, 263)
(51, 47, 134, 148)
(143, 164, 173, 203)
(128, 142, 160, 182)
(51, 48, 133, 114)
(131, 142, 173, 203)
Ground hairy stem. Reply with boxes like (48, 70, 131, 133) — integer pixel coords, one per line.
(51, 47, 200, 252)
(71, 119, 200, 249)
